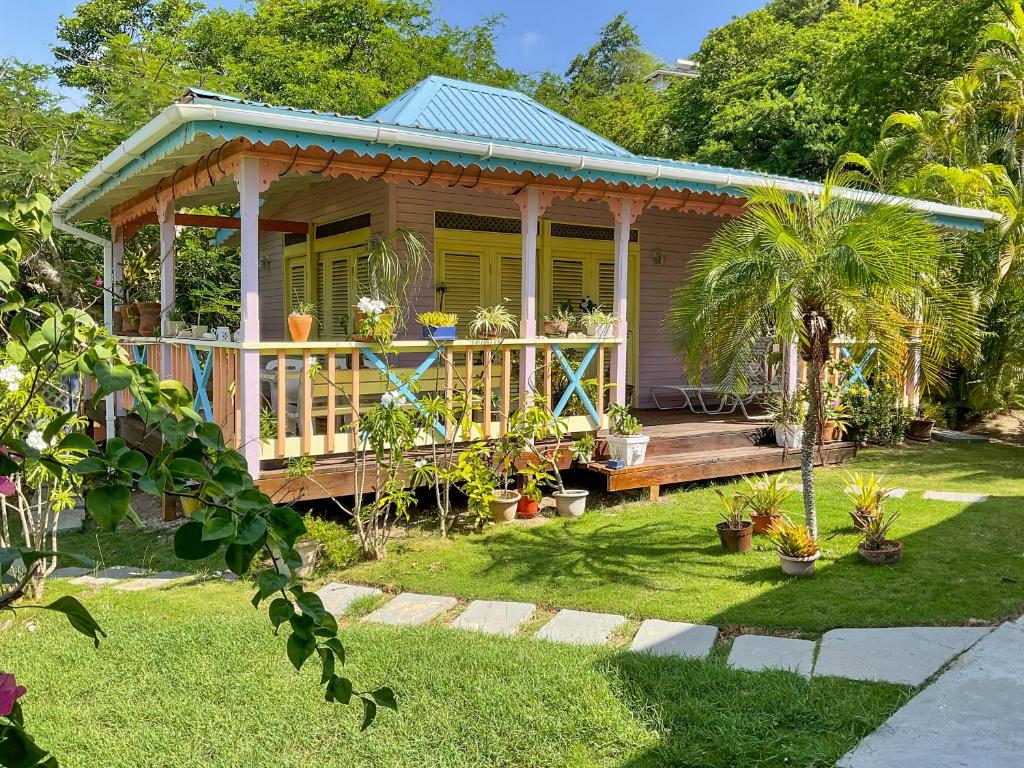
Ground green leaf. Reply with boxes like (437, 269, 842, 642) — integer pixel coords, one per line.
(295, 591, 325, 623)
(268, 597, 294, 631)
(59, 432, 96, 453)
(93, 359, 133, 394)
(224, 540, 259, 575)
(327, 674, 352, 705)
(318, 647, 335, 685)
(42, 412, 74, 443)
(233, 513, 267, 546)
(312, 611, 338, 638)
(41, 595, 106, 648)
(360, 698, 377, 730)
(0, 451, 18, 475)
(86, 483, 131, 531)
(323, 637, 346, 665)
(195, 422, 226, 450)
(200, 514, 236, 542)
(168, 457, 210, 481)
(267, 506, 305, 547)
(116, 449, 148, 475)
(173, 520, 220, 560)
(255, 569, 287, 599)
(286, 630, 316, 671)
(370, 686, 398, 711)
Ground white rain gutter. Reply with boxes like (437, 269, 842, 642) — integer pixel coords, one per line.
(52, 214, 116, 441)
(54, 101, 1003, 227)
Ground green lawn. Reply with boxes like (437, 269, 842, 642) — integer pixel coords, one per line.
(4, 581, 907, 768)
(337, 442, 1024, 633)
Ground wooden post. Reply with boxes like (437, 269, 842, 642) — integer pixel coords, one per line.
(235, 156, 264, 478)
(610, 197, 631, 407)
(501, 347, 511, 435)
(465, 347, 475, 435)
(482, 350, 492, 438)
(158, 202, 175, 373)
(596, 345, 606, 427)
(516, 188, 540, 397)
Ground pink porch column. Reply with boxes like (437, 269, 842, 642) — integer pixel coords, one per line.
(158, 202, 175, 372)
(516, 188, 541, 398)
(236, 156, 263, 478)
(609, 197, 635, 407)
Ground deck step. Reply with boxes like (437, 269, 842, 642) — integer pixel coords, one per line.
(587, 442, 856, 492)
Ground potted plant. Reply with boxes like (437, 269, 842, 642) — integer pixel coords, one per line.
(715, 489, 753, 553)
(510, 395, 588, 517)
(417, 310, 458, 341)
(352, 296, 395, 343)
(908, 401, 943, 442)
(580, 307, 617, 339)
(288, 300, 317, 343)
(543, 301, 575, 338)
(822, 395, 849, 441)
(744, 474, 798, 534)
(469, 304, 516, 340)
(842, 471, 891, 531)
(165, 306, 186, 337)
(123, 304, 141, 335)
(767, 516, 820, 576)
(767, 393, 806, 448)
(516, 459, 550, 519)
(605, 404, 649, 467)
(571, 433, 596, 465)
(858, 507, 903, 565)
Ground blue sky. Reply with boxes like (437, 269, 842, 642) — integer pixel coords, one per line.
(2, 1, 766, 98)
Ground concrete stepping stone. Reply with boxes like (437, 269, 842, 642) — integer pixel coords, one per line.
(838, 621, 1024, 768)
(534, 609, 626, 646)
(362, 592, 457, 627)
(55, 506, 85, 534)
(316, 583, 383, 616)
(888, 488, 909, 498)
(114, 571, 191, 591)
(932, 428, 989, 444)
(51, 566, 92, 579)
(630, 619, 718, 659)
(728, 635, 815, 677)
(70, 565, 147, 587)
(814, 627, 992, 686)
(922, 490, 988, 504)
(450, 600, 536, 636)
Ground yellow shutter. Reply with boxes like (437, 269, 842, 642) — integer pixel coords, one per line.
(354, 254, 370, 299)
(551, 258, 585, 313)
(442, 252, 483, 334)
(498, 254, 521, 324)
(286, 259, 307, 312)
(597, 259, 615, 311)
(328, 257, 351, 338)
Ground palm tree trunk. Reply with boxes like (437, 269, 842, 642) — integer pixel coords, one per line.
(800, 361, 821, 541)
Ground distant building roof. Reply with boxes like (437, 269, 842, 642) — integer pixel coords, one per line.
(646, 59, 700, 91)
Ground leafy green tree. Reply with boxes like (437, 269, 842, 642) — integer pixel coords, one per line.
(667, 174, 979, 537)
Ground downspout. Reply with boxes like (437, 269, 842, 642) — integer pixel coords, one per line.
(52, 215, 116, 443)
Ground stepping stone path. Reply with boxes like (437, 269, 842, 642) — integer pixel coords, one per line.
(55, 506, 86, 534)
(887, 488, 909, 498)
(51, 566, 92, 579)
(316, 583, 383, 616)
(728, 635, 815, 677)
(922, 490, 989, 504)
(114, 571, 190, 591)
(70, 565, 147, 587)
(535, 609, 626, 646)
(932, 428, 989, 444)
(363, 592, 457, 627)
(451, 600, 536, 636)
(814, 627, 992, 686)
(630, 619, 717, 659)
(838, 621, 1024, 768)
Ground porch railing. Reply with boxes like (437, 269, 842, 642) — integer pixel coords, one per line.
(106, 336, 618, 462)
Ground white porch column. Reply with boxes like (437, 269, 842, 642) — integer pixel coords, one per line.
(516, 188, 541, 399)
(610, 197, 632, 407)
(781, 340, 799, 398)
(158, 203, 175, 372)
(107, 224, 123, 433)
(236, 156, 263, 478)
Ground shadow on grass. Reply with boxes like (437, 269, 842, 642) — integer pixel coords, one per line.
(852, 442, 1024, 489)
(598, 650, 909, 768)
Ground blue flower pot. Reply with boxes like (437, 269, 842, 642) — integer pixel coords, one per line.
(422, 324, 457, 341)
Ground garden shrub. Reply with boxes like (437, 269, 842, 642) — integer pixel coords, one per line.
(303, 516, 360, 569)
(844, 379, 911, 445)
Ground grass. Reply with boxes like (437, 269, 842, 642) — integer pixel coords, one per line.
(5, 580, 908, 768)
(335, 442, 1024, 633)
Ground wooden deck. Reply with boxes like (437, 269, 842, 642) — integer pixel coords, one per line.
(584, 409, 857, 499)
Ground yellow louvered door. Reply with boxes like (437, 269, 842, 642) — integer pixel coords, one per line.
(440, 250, 484, 335)
(318, 250, 354, 340)
(551, 258, 586, 314)
(284, 256, 307, 319)
(497, 252, 522, 326)
(596, 259, 615, 311)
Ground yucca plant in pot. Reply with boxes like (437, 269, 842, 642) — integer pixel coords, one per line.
(767, 392, 807, 449)
(744, 473, 798, 534)
(543, 301, 575, 338)
(288, 299, 317, 343)
(858, 507, 902, 565)
(469, 304, 516, 340)
(908, 401, 943, 442)
(417, 310, 458, 341)
(580, 306, 616, 339)
(767, 515, 820, 576)
(605, 403, 649, 467)
(715, 489, 753, 553)
(843, 471, 891, 531)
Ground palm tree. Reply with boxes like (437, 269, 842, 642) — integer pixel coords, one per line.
(667, 172, 981, 539)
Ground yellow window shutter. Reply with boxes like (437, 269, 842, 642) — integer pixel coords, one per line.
(442, 252, 482, 334)
(354, 254, 370, 300)
(499, 254, 521, 324)
(287, 259, 307, 310)
(597, 259, 615, 310)
(551, 258, 585, 313)
(328, 257, 350, 338)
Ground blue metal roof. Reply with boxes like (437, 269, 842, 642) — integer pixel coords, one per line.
(368, 76, 633, 158)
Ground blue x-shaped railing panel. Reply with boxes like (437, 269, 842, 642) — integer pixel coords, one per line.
(552, 343, 601, 427)
(188, 345, 214, 420)
(839, 345, 876, 388)
(361, 347, 447, 439)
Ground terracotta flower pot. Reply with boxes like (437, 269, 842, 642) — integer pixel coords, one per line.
(907, 418, 934, 442)
(716, 521, 753, 553)
(778, 550, 819, 577)
(489, 491, 521, 523)
(113, 304, 126, 335)
(859, 540, 903, 565)
(123, 305, 140, 334)
(288, 313, 313, 342)
(543, 320, 568, 337)
(822, 420, 842, 441)
(136, 302, 161, 336)
(517, 496, 540, 519)
(750, 511, 781, 535)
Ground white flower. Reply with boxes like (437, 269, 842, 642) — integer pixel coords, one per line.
(380, 390, 406, 408)
(26, 430, 50, 452)
(357, 296, 387, 316)
(0, 365, 24, 393)
(415, 459, 427, 469)
(306, 356, 318, 367)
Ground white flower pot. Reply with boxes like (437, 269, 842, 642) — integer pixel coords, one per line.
(489, 491, 521, 523)
(774, 424, 802, 449)
(606, 434, 650, 467)
(778, 550, 819, 577)
(586, 322, 615, 339)
(553, 489, 588, 518)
